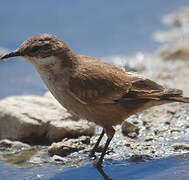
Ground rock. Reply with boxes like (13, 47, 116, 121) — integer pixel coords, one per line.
(48, 138, 85, 156)
(154, 7, 189, 61)
(163, 7, 189, 28)
(153, 7, 189, 43)
(153, 29, 187, 44)
(127, 132, 138, 139)
(144, 136, 154, 142)
(0, 139, 30, 150)
(0, 93, 95, 143)
(48, 142, 77, 157)
(170, 128, 182, 133)
(172, 143, 189, 151)
(121, 121, 139, 137)
(52, 155, 67, 162)
(129, 154, 152, 162)
(79, 136, 91, 145)
(157, 41, 189, 60)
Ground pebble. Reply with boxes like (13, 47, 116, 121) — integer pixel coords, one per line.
(48, 139, 85, 157)
(172, 143, 189, 151)
(144, 136, 154, 142)
(0, 139, 30, 150)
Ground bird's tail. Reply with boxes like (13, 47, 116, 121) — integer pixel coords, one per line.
(168, 96, 189, 103)
(162, 88, 189, 103)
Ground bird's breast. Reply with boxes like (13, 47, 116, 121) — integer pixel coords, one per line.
(37, 68, 87, 116)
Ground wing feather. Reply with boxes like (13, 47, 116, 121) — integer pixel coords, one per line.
(68, 59, 131, 104)
(68, 59, 178, 104)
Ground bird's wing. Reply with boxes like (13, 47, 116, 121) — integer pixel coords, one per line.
(68, 61, 132, 104)
(68, 55, 181, 104)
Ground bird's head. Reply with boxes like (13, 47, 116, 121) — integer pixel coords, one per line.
(0, 34, 72, 68)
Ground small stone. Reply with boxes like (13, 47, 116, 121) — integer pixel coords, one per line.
(154, 128, 168, 135)
(127, 132, 138, 139)
(144, 136, 154, 142)
(79, 136, 90, 145)
(143, 146, 149, 150)
(151, 150, 156, 154)
(0, 139, 30, 150)
(167, 109, 176, 114)
(129, 154, 152, 162)
(170, 128, 181, 133)
(48, 138, 85, 157)
(172, 143, 189, 151)
(130, 143, 139, 150)
(52, 155, 67, 162)
(145, 126, 151, 130)
(132, 121, 139, 125)
(164, 121, 171, 125)
(122, 121, 139, 137)
(124, 143, 131, 147)
(143, 121, 148, 126)
(48, 142, 77, 157)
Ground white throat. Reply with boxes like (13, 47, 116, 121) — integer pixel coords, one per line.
(24, 56, 56, 67)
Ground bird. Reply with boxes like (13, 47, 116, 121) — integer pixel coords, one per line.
(1, 34, 189, 167)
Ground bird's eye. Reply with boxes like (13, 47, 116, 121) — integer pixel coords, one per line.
(29, 44, 51, 57)
(40, 44, 51, 51)
(32, 46, 40, 52)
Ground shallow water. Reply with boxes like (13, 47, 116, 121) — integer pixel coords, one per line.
(54, 155, 189, 180)
(1, 154, 189, 180)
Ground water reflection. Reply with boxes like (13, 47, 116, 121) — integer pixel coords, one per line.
(96, 165, 113, 180)
(51, 154, 189, 180)
(1, 152, 189, 179)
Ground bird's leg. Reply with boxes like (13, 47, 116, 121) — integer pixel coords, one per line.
(96, 137, 113, 167)
(90, 129, 105, 158)
(96, 127, 115, 167)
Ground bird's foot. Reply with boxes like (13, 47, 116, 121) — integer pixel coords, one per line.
(89, 150, 97, 159)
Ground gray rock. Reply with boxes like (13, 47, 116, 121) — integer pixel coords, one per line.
(0, 93, 95, 143)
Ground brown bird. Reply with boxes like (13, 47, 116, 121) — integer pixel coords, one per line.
(1, 34, 189, 167)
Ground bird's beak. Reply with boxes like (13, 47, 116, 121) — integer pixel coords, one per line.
(0, 50, 21, 60)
